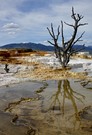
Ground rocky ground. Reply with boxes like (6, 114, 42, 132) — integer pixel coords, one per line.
(0, 52, 92, 86)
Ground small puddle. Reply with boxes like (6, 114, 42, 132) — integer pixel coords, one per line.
(0, 79, 92, 135)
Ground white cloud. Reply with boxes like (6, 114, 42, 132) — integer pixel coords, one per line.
(1, 23, 20, 35)
(7, 31, 16, 35)
(2, 23, 20, 29)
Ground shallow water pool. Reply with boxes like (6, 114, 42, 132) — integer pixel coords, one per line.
(0, 79, 92, 135)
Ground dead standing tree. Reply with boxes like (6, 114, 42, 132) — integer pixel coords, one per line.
(47, 7, 88, 68)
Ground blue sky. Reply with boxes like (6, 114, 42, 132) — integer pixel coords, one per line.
(0, 0, 92, 46)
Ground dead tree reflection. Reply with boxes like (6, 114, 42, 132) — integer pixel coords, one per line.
(50, 80, 85, 119)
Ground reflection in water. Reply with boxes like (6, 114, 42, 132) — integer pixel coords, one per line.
(49, 80, 85, 120)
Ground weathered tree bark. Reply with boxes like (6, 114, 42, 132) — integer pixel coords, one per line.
(47, 7, 87, 68)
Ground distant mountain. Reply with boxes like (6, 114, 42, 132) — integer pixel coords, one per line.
(0, 42, 92, 54)
(74, 45, 92, 54)
(0, 42, 54, 51)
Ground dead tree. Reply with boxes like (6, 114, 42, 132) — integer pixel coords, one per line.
(47, 7, 88, 68)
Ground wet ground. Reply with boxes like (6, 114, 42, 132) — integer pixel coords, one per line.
(0, 79, 92, 135)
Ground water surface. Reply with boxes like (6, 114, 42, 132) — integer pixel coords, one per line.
(0, 79, 92, 135)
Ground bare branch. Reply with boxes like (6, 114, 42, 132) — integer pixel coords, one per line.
(47, 27, 53, 38)
(70, 44, 85, 54)
(47, 23, 56, 39)
(51, 23, 56, 38)
(73, 31, 85, 45)
(61, 21, 64, 46)
(77, 14, 84, 21)
(71, 7, 76, 20)
(78, 23, 88, 27)
(47, 40, 55, 45)
(64, 22, 74, 28)
(56, 25, 60, 40)
(71, 7, 84, 22)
